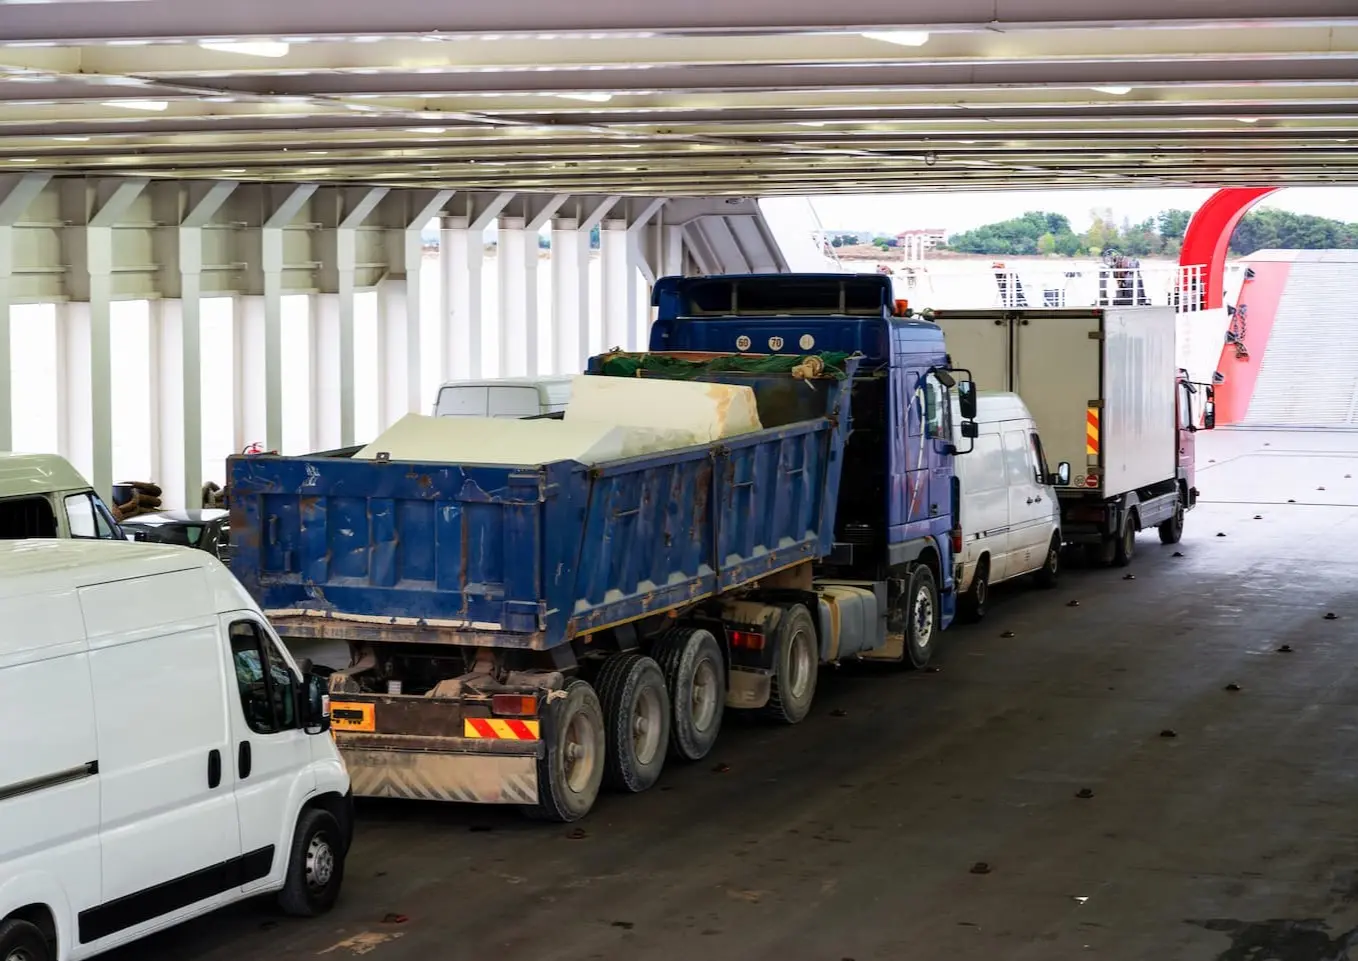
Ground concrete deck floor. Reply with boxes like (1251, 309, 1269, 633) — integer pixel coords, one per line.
(125, 428, 1358, 961)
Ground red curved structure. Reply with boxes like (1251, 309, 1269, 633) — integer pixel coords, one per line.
(1178, 186, 1280, 309)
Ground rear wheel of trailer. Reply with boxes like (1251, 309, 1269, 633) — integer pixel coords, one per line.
(527, 680, 606, 822)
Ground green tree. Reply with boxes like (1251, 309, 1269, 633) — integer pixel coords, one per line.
(1157, 209, 1193, 241)
(1037, 232, 1057, 256)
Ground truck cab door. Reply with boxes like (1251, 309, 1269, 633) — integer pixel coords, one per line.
(1176, 379, 1196, 492)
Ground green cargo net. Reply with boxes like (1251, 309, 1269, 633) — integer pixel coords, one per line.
(597, 350, 853, 381)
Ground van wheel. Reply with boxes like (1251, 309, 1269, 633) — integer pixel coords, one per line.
(1034, 535, 1061, 588)
(763, 604, 819, 724)
(597, 654, 671, 793)
(903, 565, 941, 670)
(0, 920, 50, 961)
(278, 808, 345, 917)
(652, 627, 725, 761)
(526, 679, 605, 821)
(958, 559, 989, 623)
(1113, 513, 1138, 567)
(1158, 503, 1185, 544)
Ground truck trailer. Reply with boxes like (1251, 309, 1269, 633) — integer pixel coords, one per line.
(228, 273, 978, 821)
(931, 306, 1215, 566)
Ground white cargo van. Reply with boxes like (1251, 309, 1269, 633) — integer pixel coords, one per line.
(432, 376, 573, 419)
(0, 540, 353, 961)
(951, 392, 1068, 621)
(0, 454, 122, 541)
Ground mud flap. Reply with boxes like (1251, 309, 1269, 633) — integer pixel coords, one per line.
(342, 747, 539, 805)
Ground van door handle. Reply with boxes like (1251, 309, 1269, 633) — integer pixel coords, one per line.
(208, 749, 222, 789)
(238, 741, 253, 779)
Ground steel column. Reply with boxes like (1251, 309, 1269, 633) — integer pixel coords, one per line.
(0, 174, 49, 452)
(600, 219, 631, 352)
(497, 216, 528, 378)
(551, 218, 581, 376)
(441, 216, 476, 381)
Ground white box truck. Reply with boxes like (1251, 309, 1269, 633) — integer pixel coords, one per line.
(932, 307, 1215, 567)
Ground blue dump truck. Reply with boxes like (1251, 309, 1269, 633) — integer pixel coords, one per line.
(229, 273, 978, 821)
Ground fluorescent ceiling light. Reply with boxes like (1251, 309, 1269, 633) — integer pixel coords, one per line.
(53, 135, 91, 142)
(7, 158, 38, 164)
(557, 92, 614, 103)
(102, 99, 168, 111)
(1091, 86, 1132, 96)
(221, 168, 246, 174)
(860, 31, 930, 47)
(406, 126, 447, 134)
(198, 40, 291, 58)
(1236, 117, 1259, 123)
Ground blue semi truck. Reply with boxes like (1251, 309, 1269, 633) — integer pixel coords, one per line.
(228, 273, 978, 821)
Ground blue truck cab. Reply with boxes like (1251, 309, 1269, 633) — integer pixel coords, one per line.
(227, 272, 975, 822)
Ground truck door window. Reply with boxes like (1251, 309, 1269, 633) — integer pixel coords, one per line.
(229, 620, 299, 734)
(922, 373, 951, 440)
(64, 492, 115, 539)
(1029, 432, 1052, 485)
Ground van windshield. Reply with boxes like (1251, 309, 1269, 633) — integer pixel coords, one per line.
(0, 495, 59, 539)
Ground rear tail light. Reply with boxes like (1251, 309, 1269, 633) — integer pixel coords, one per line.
(491, 694, 538, 717)
(950, 528, 963, 553)
(730, 630, 766, 651)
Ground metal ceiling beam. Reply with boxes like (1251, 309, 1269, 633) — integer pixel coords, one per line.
(2, 0, 1357, 42)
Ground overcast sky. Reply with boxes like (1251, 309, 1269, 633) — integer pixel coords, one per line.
(764, 187, 1358, 235)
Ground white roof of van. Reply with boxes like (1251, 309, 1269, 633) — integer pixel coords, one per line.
(0, 539, 256, 614)
(437, 376, 574, 390)
(0, 452, 91, 498)
(953, 391, 1033, 423)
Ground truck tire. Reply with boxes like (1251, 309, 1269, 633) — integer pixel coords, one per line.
(1034, 534, 1061, 588)
(597, 653, 671, 793)
(277, 807, 346, 917)
(652, 627, 725, 761)
(528, 679, 605, 821)
(1113, 512, 1138, 567)
(763, 604, 819, 724)
(958, 558, 989, 623)
(0, 919, 51, 961)
(903, 565, 941, 669)
(1158, 503, 1185, 544)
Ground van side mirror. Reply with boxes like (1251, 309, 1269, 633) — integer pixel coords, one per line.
(1050, 462, 1071, 486)
(956, 379, 978, 421)
(302, 673, 331, 735)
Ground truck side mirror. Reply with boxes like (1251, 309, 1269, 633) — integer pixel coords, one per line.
(1203, 386, 1217, 430)
(960, 421, 979, 439)
(1051, 462, 1071, 486)
(956, 380, 978, 421)
(302, 673, 331, 735)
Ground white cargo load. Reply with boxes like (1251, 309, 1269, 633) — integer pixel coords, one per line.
(564, 374, 762, 442)
(361, 376, 763, 468)
(936, 307, 1176, 497)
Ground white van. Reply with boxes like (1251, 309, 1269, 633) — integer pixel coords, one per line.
(952, 392, 1068, 621)
(432, 376, 573, 419)
(0, 540, 352, 961)
(0, 454, 122, 541)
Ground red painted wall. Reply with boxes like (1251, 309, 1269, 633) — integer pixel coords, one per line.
(1215, 260, 1291, 424)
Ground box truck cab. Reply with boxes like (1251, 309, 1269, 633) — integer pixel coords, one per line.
(432, 376, 574, 419)
(950, 392, 1066, 621)
(0, 540, 352, 961)
(0, 454, 123, 541)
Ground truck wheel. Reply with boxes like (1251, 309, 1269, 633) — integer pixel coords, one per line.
(652, 627, 725, 761)
(1034, 534, 1061, 588)
(528, 679, 605, 821)
(597, 654, 671, 793)
(277, 808, 346, 917)
(1158, 503, 1185, 544)
(958, 559, 989, 623)
(1113, 513, 1138, 567)
(0, 919, 51, 961)
(903, 565, 941, 669)
(763, 604, 819, 724)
